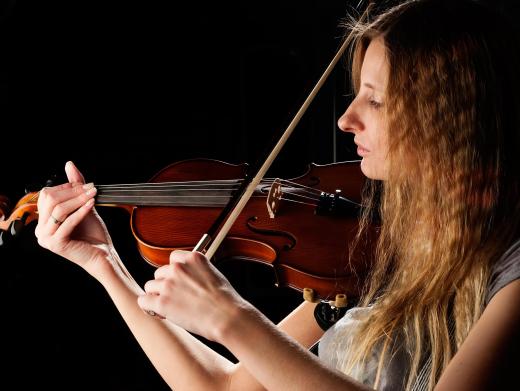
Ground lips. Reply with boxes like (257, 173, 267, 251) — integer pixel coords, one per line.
(354, 139, 370, 156)
(357, 147, 369, 157)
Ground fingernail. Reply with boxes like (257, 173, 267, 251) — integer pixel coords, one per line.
(66, 161, 74, 168)
(83, 182, 94, 190)
(86, 187, 97, 196)
(85, 198, 95, 207)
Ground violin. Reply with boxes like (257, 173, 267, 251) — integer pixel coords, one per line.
(1, 32, 376, 307)
(0, 158, 375, 303)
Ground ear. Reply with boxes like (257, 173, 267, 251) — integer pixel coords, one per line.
(65, 161, 85, 184)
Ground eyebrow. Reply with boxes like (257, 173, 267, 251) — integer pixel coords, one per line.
(363, 82, 377, 90)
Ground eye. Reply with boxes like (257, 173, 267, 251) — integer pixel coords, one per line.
(368, 97, 383, 109)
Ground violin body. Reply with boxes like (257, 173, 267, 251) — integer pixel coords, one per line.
(0, 159, 376, 301)
(126, 159, 373, 300)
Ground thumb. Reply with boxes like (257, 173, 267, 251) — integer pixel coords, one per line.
(65, 161, 86, 184)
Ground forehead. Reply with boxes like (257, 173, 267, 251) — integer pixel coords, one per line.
(360, 37, 388, 91)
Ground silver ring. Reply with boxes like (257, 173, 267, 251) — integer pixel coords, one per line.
(50, 215, 63, 225)
(146, 310, 156, 317)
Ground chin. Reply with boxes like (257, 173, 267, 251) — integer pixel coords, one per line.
(360, 159, 387, 180)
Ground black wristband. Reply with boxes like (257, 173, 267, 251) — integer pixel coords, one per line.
(313, 301, 349, 331)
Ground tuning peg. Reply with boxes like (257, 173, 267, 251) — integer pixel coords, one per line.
(0, 229, 10, 247)
(9, 220, 23, 237)
(9, 213, 28, 237)
(45, 174, 58, 187)
(25, 182, 41, 194)
(24, 173, 59, 193)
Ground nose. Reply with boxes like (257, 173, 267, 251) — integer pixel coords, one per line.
(337, 99, 363, 134)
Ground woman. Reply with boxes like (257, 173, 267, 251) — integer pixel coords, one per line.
(35, 0, 520, 390)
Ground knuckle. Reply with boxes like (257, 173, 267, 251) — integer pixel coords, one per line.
(154, 265, 168, 279)
(53, 205, 64, 217)
(157, 295, 170, 308)
(171, 262, 185, 274)
(170, 249, 188, 262)
(189, 253, 202, 265)
(38, 190, 48, 206)
(36, 237, 47, 249)
(47, 192, 58, 205)
(73, 185, 85, 195)
(169, 251, 178, 263)
(144, 280, 154, 292)
(36, 235, 45, 247)
(162, 279, 174, 291)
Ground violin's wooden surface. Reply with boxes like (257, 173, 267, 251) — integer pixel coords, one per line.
(127, 159, 374, 300)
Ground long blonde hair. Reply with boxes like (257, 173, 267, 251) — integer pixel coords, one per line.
(338, 1, 520, 389)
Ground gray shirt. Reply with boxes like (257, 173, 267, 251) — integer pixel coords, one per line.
(319, 238, 520, 390)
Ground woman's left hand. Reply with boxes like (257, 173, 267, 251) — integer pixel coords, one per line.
(137, 250, 250, 343)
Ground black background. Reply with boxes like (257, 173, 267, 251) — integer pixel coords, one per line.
(1, 1, 518, 390)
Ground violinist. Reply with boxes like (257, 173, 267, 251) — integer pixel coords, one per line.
(34, 0, 519, 390)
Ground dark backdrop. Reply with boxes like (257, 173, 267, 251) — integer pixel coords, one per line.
(1, 1, 357, 389)
(1, 1, 518, 390)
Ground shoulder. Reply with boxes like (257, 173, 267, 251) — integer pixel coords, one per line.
(485, 237, 520, 306)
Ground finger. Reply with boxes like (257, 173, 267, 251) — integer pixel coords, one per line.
(154, 259, 189, 280)
(143, 279, 168, 295)
(40, 183, 95, 226)
(38, 183, 76, 221)
(43, 182, 74, 194)
(54, 198, 95, 238)
(47, 185, 97, 224)
(42, 182, 89, 203)
(169, 249, 191, 264)
(65, 161, 85, 184)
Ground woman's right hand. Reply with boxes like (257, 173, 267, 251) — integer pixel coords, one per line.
(35, 161, 116, 281)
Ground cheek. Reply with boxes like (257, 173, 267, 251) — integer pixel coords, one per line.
(361, 133, 389, 180)
(374, 122, 389, 160)
(375, 135, 390, 179)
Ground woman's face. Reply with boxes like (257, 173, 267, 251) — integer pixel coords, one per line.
(337, 37, 389, 180)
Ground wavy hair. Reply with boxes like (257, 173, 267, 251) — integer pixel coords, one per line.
(336, 1, 520, 389)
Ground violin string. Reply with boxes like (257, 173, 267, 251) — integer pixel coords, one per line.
(96, 179, 242, 187)
(98, 195, 246, 199)
(279, 191, 321, 203)
(276, 178, 326, 197)
(95, 187, 322, 204)
(94, 192, 321, 202)
(96, 180, 323, 204)
(96, 178, 323, 197)
(96, 179, 248, 190)
(92, 175, 341, 212)
(95, 185, 318, 196)
(95, 194, 318, 207)
(96, 179, 324, 200)
(95, 192, 321, 205)
(279, 197, 316, 207)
